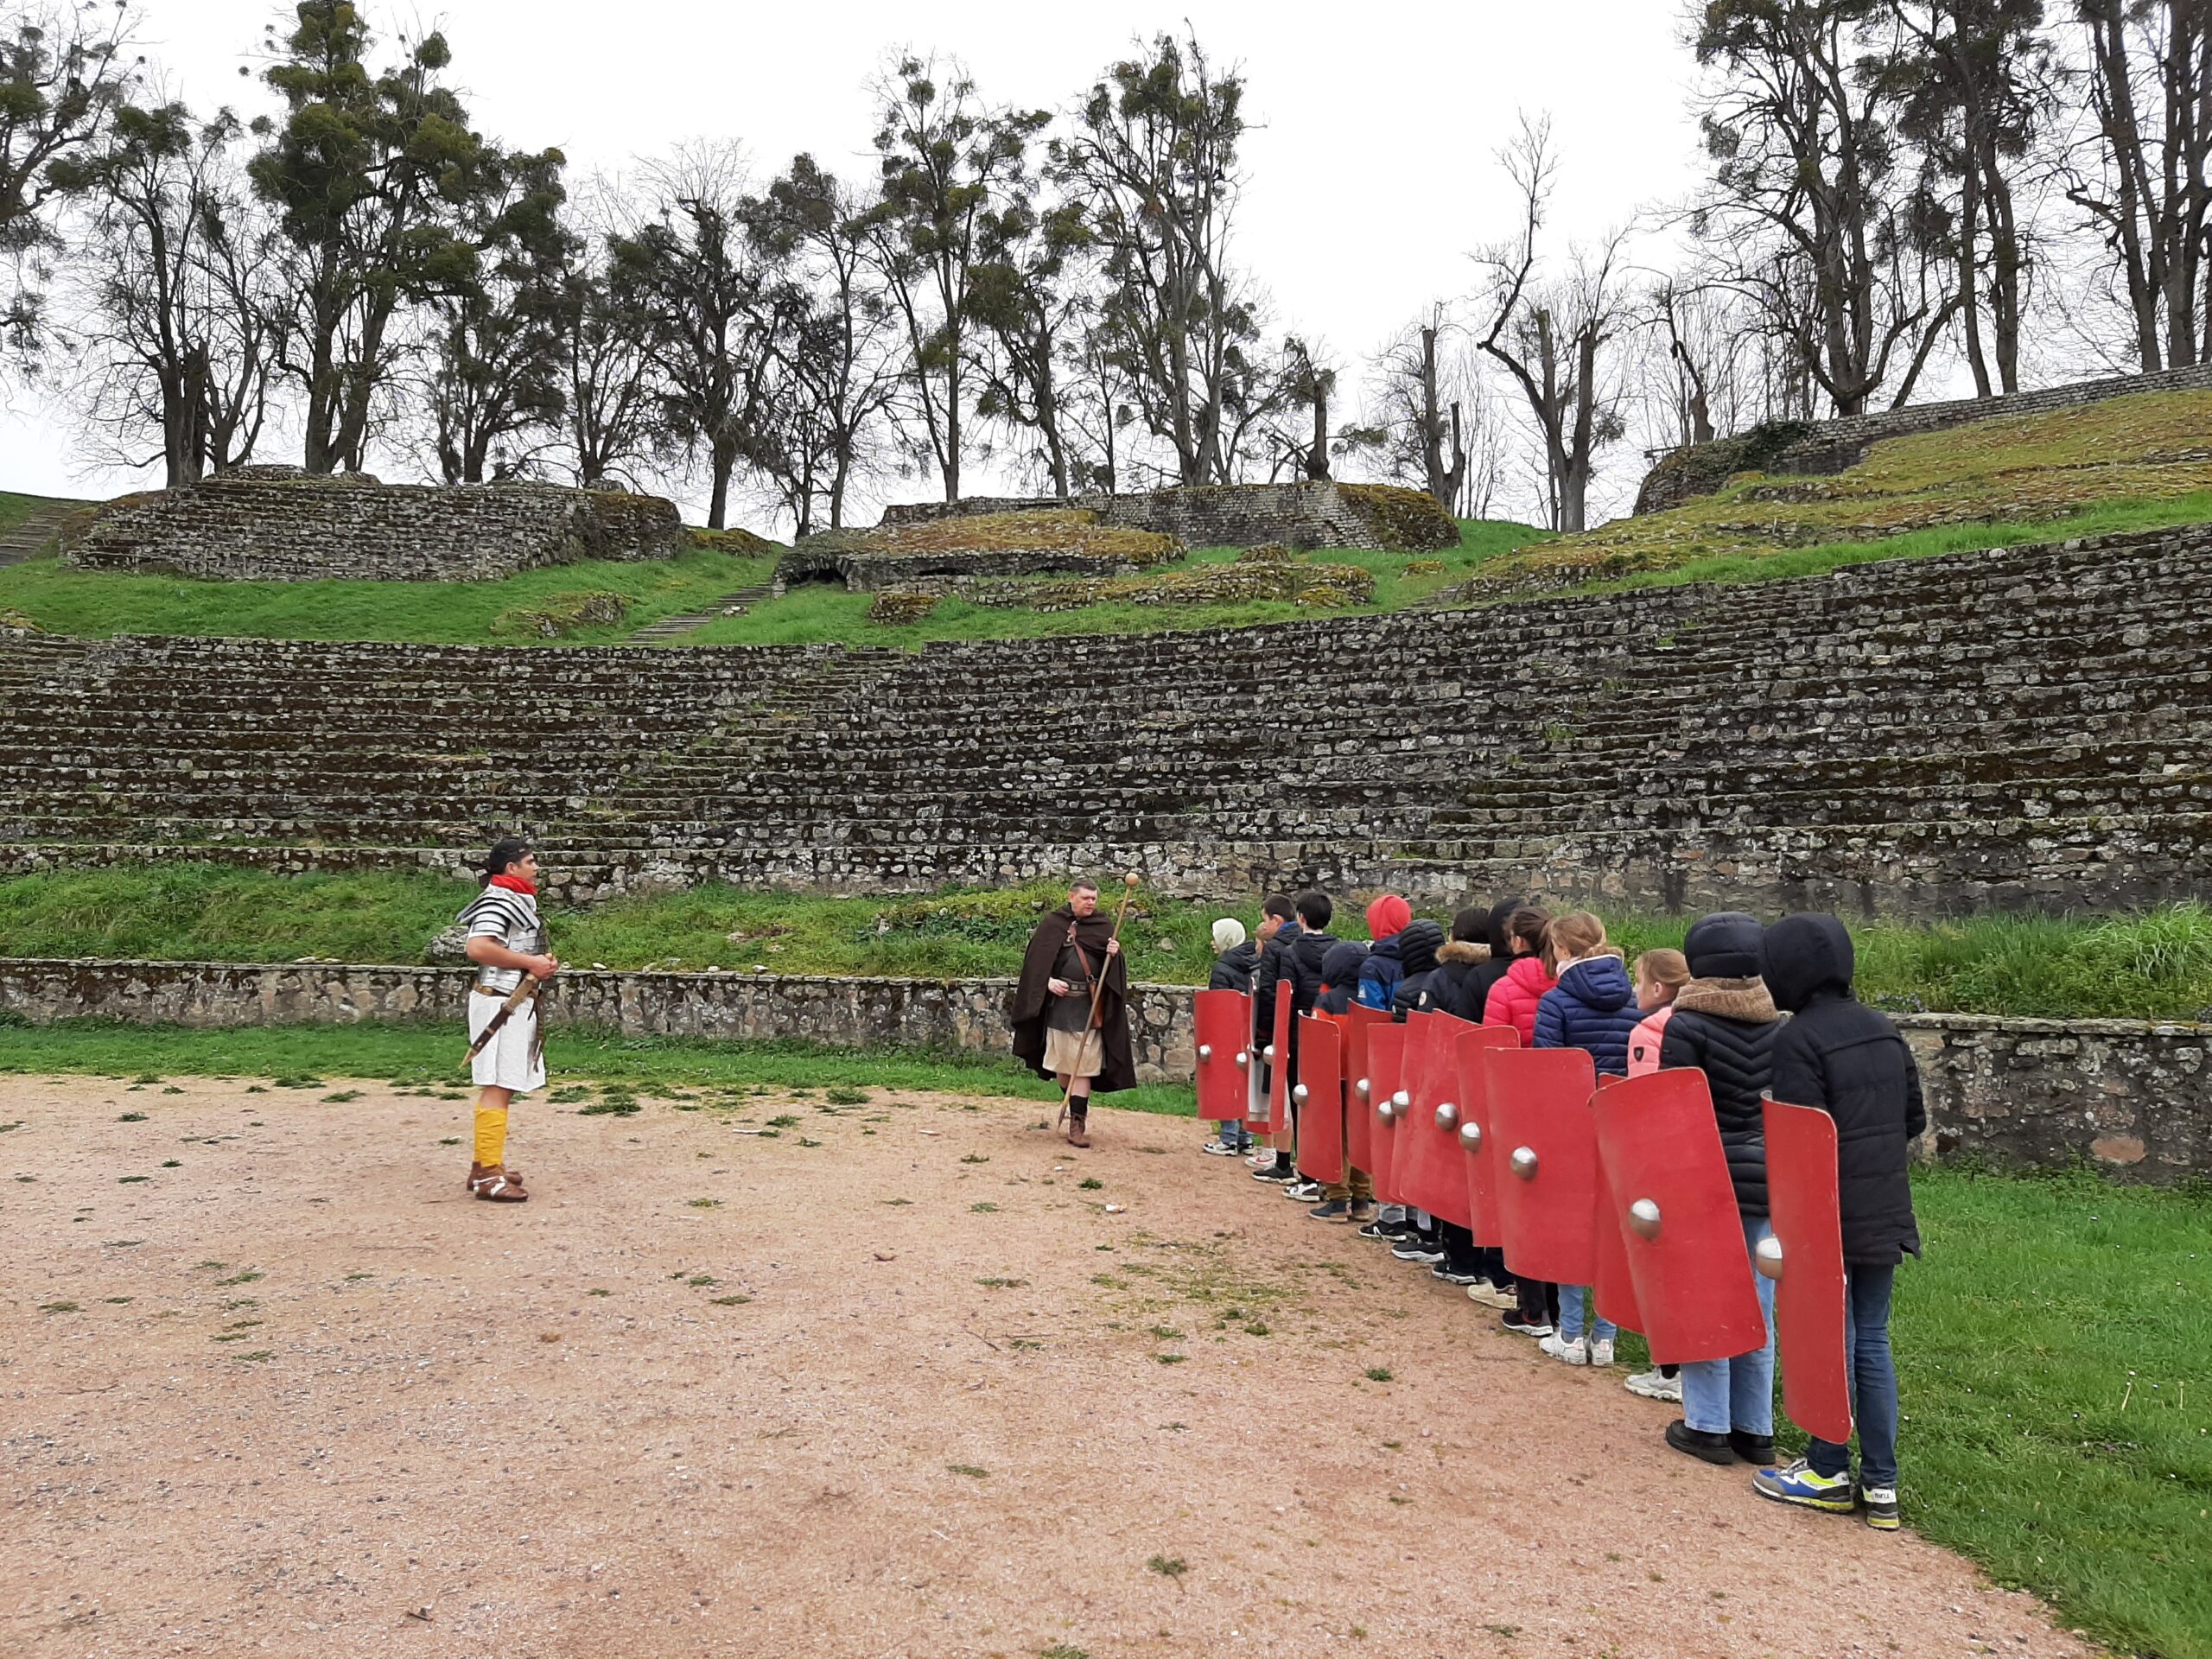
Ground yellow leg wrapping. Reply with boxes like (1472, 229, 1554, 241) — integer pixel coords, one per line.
(473, 1104, 509, 1168)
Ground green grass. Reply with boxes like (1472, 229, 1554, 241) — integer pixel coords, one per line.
(0, 491, 75, 537)
(0, 1018, 1199, 1118)
(0, 543, 775, 645)
(601, 519, 1548, 648)
(1885, 1166, 2212, 1659)
(1551, 489, 2212, 603)
(8, 864, 2211, 1021)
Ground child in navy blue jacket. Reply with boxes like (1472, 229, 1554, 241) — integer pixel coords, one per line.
(1531, 912, 1642, 1367)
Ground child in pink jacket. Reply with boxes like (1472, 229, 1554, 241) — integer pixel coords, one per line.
(1625, 947, 1691, 1077)
(1622, 944, 1692, 1402)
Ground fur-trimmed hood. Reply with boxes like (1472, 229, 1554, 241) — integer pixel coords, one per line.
(1673, 976, 1781, 1024)
(1437, 939, 1491, 966)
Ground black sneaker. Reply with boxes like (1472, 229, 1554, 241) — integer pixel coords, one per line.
(1729, 1430, 1777, 1467)
(1356, 1218, 1395, 1240)
(1500, 1310, 1554, 1338)
(1308, 1198, 1351, 1223)
(1664, 1420, 1738, 1465)
(1377, 1218, 1422, 1242)
(1431, 1263, 1480, 1285)
(1251, 1163, 1295, 1184)
(1391, 1240, 1446, 1263)
(1861, 1485, 1900, 1531)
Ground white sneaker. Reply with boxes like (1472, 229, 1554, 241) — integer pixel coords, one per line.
(1624, 1368, 1682, 1402)
(1465, 1280, 1516, 1310)
(1587, 1338, 1615, 1367)
(1537, 1332, 1589, 1365)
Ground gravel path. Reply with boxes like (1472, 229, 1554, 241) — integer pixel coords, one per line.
(1, 1077, 2089, 1658)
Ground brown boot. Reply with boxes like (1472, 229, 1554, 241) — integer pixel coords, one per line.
(1066, 1106, 1090, 1148)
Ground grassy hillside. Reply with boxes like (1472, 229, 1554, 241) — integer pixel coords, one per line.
(0, 542, 775, 644)
(676, 518, 1544, 647)
(1466, 386, 2212, 594)
(5, 864, 2210, 1020)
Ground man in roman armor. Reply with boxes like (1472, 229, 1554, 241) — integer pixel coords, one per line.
(457, 837, 557, 1201)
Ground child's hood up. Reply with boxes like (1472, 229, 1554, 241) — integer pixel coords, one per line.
(1760, 913, 1855, 1013)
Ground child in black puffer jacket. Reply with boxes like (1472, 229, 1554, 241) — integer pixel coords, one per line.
(1750, 913, 1923, 1533)
(1657, 912, 1785, 1469)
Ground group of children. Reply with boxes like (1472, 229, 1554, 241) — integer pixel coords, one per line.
(1204, 889, 1925, 1530)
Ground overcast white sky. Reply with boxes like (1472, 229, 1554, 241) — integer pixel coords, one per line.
(0, 0, 1709, 524)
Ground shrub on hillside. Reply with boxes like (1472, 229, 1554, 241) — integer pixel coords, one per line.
(1338, 482, 1459, 551)
(692, 526, 780, 556)
(493, 590, 630, 638)
(868, 589, 939, 624)
(866, 509, 1181, 565)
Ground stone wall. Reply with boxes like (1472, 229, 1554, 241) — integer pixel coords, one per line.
(876, 481, 1459, 553)
(6, 524, 2211, 919)
(67, 466, 685, 581)
(1635, 361, 2212, 513)
(1, 957, 2201, 1180)
(779, 537, 1160, 592)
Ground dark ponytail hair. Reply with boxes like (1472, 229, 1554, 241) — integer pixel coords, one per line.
(481, 836, 532, 887)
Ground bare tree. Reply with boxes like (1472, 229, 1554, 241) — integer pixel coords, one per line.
(606, 144, 787, 530)
(2064, 0, 2212, 369)
(1876, 1, 2055, 394)
(1052, 31, 1259, 486)
(1359, 303, 1481, 511)
(1475, 118, 1635, 534)
(866, 54, 1047, 502)
(65, 100, 282, 482)
(1691, 0, 1963, 416)
(755, 155, 900, 530)
(2, 0, 141, 372)
(971, 191, 1088, 498)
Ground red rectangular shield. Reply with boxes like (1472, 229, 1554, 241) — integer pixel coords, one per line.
(1363, 1021, 1408, 1205)
(1592, 1071, 1767, 1365)
(1589, 1075, 1643, 1334)
(1294, 1014, 1345, 1185)
(1486, 1046, 1600, 1286)
(1764, 1100, 1853, 1446)
(1453, 1025, 1520, 1247)
(1395, 1011, 1477, 1227)
(1193, 989, 1253, 1122)
(1262, 988, 1294, 1141)
(1343, 1006, 1384, 1173)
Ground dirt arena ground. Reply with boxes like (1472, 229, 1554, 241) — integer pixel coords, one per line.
(1, 1076, 2092, 1659)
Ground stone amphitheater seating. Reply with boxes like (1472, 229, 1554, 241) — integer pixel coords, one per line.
(2, 524, 2208, 916)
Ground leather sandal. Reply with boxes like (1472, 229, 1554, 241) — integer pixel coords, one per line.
(464, 1162, 524, 1193)
(468, 1166, 529, 1202)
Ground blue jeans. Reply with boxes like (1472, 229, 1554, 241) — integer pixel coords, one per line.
(1558, 1284, 1616, 1345)
(1807, 1264, 1900, 1491)
(1681, 1212, 1778, 1436)
(1212, 1119, 1251, 1149)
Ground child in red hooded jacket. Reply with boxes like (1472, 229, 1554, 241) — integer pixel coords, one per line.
(1481, 906, 1560, 1337)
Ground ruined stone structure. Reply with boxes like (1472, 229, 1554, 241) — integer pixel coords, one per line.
(1635, 361, 2212, 514)
(66, 466, 685, 581)
(0, 957, 2198, 1180)
(3, 522, 2207, 918)
(877, 480, 1459, 553)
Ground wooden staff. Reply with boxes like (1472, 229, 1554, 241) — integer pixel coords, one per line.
(1058, 872, 1142, 1129)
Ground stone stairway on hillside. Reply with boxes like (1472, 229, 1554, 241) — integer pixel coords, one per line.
(0, 499, 82, 569)
(628, 582, 779, 643)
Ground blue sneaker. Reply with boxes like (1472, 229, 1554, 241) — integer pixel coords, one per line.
(1751, 1458, 1857, 1513)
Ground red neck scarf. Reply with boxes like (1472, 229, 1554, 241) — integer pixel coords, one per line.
(489, 872, 537, 896)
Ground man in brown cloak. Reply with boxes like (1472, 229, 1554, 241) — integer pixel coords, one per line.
(1010, 878, 1136, 1147)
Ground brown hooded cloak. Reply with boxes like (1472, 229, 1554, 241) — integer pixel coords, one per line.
(1009, 903, 1138, 1094)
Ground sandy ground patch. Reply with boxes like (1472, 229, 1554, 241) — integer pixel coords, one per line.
(0, 1076, 2089, 1659)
